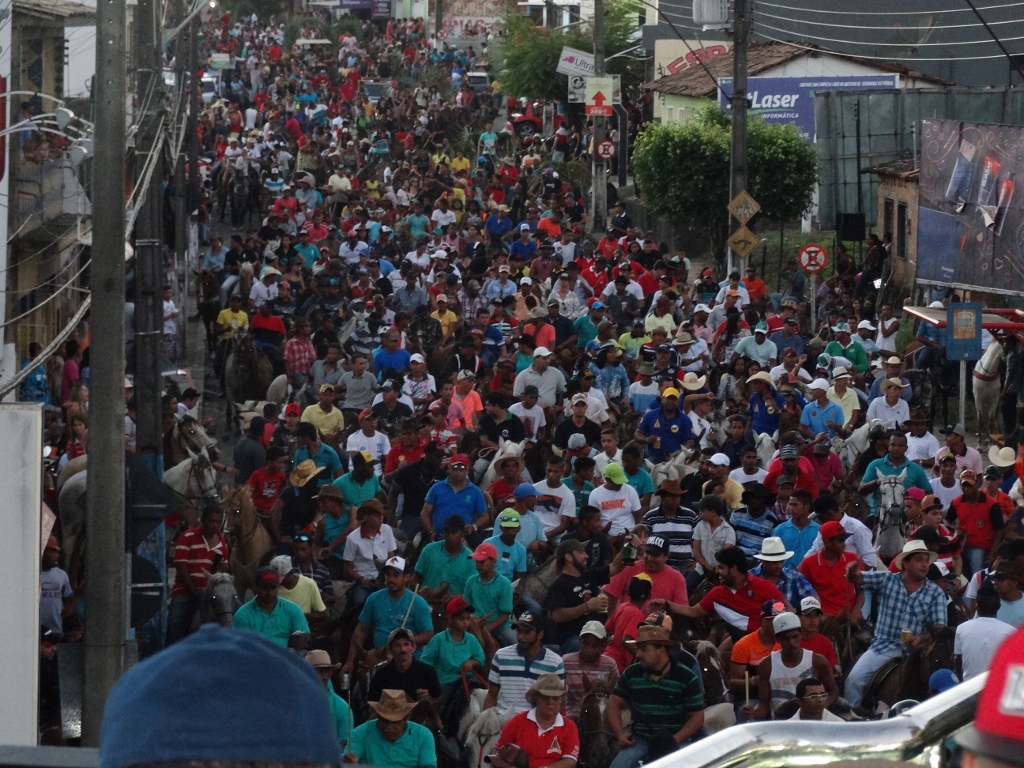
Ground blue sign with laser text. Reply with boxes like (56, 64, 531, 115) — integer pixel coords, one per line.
(717, 75, 899, 140)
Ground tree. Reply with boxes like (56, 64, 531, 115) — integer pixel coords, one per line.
(489, 1, 643, 102)
(632, 104, 818, 259)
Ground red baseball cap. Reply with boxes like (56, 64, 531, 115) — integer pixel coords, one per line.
(450, 453, 470, 467)
(284, 403, 301, 416)
(358, 408, 375, 421)
(820, 521, 852, 541)
(470, 542, 498, 561)
(956, 626, 1024, 763)
(905, 487, 927, 502)
(446, 595, 473, 618)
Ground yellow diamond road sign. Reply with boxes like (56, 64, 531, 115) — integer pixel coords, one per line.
(727, 226, 759, 258)
(728, 191, 761, 225)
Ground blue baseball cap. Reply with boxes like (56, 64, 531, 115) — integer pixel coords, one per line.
(513, 482, 538, 499)
(592, 301, 605, 310)
(99, 626, 341, 768)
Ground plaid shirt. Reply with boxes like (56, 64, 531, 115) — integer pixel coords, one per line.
(283, 336, 318, 379)
(861, 571, 947, 654)
(750, 564, 817, 610)
(458, 291, 487, 321)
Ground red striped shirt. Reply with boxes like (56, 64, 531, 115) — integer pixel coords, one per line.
(171, 527, 230, 597)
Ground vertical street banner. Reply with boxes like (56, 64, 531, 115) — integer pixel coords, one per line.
(917, 119, 1024, 296)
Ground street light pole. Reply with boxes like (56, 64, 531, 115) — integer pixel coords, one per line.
(82, 0, 127, 746)
(591, 0, 607, 233)
(728, 0, 749, 274)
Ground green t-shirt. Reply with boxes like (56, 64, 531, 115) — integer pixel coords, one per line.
(626, 468, 655, 499)
(414, 540, 476, 595)
(573, 315, 600, 349)
(420, 628, 486, 685)
(351, 719, 436, 768)
(327, 682, 354, 749)
(333, 472, 382, 510)
(463, 571, 514, 630)
(233, 597, 309, 646)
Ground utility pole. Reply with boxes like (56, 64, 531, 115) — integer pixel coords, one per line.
(187, 18, 200, 232)
(134, 0, 166, 478)
(173, 0, 189, 353)
(435, 0, 443, 40)
(591, 0, 607, 233)
(727, 0, 749, 274)
(82, 0, 127, 746)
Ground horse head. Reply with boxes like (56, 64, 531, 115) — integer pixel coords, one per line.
(222, 484, 257, 534)
(174, 415, 217, 458)
(202, 571, 240, 627)
(878, 471, 907, 529)
(693, 639, 728, 705)
(753, 429, 776, 469)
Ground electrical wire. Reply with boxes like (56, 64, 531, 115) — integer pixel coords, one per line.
(754, 0, 1024, 15)
(750, 29, 1021, 60)
(753, 7, 1024, 31)
(0, 296, 90, 400)
(0, 258, 91, 329)
(752, 20, 1024, 46)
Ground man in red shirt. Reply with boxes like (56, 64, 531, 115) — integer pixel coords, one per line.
(948, 469, 1005, 577)
(596, 228, 619, 259)
(798, 521, 860, 619)
(661, 545, 784, 640)
(247, 446, 288, 517)
(166, 504, 230, 644)
(797, 595, 839, 668)
(602, 535, 689, 614)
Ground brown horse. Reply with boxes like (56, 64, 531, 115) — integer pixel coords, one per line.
(864, 627, 956, 709)
(578, 673, 618, 768)
(195, 269, 221, 352)
(224, 485, 274, 599)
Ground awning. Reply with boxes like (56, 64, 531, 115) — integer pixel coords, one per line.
(903, 305, 1024, 343)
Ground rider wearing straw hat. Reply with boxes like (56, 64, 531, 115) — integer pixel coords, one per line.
(345, 689, 436, 768)
(305, 649, 353, 751)
(492, 674, 580, 768)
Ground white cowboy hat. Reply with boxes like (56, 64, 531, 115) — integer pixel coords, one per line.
(989, 445, 1017, 468)
(754, 536, 794, 562)
(893, 539, 938, 571)
(680, 372, 706, 391)
(746, 371, 774, 387)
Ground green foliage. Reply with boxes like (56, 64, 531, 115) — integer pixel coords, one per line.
(490, 0, 643, 101)
(632, 104, 818, 255)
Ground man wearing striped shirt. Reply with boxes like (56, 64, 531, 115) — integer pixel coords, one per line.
(641, 478, 698, 573)
(484, 611, 565, 713)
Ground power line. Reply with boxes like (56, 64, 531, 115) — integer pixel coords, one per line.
(750, 29, 1020, 60)
(753, 19, 1024, 46)
(963, 0, 1024, 82)
(754, 0, 1024, 15)
(753, 7, 1024, 31)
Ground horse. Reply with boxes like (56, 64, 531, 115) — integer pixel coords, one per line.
(577, 673, 617, 768)
(518, 556, 559, 608)
(875, 471, 907, 564)
(479, 440, 528, 489)
(223, 485, 274, 599)
(835, 419, 881, 472)
(229, 170, 255, 227)
(753, 430, 776, 470)
(165, 415, 217, 468)
(195, 269, 222, 353)
(463, 702, 514, 768)
(198, 571, 240, 627)
(223, 330, 275, 434)
(864, 627, 956, 709)
(973, 337, 1005, 447)
(650, 444, 695, 488)
(237, 260, 255, 303)
(57, 449, 218, 585)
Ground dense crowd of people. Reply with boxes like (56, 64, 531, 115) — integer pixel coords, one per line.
(28, 7, 1024, 767)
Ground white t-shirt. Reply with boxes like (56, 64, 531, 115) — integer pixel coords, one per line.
(692, 519, 736, 573)
(342, 524, 398, 581)
(532, 480, 577, 532)
(875, 316, 900, 354)
(955, 616, 1016, 679)
(588, 483, 641, 536)
(729, 467, 768, 485)
(689, 411, 713, 449)
(769, 364, 812, 385)
(345, 430, 392, 477)
(431, 209, 457, 228)
(509, 402, 546, 441)
(163, 300, 178, 335)
(930, 477, 962, 509)
(906, 431, 941, 463)
(40, 566, 72, 634)
(594, 449, 623, 476)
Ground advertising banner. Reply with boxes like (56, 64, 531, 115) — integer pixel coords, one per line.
(717, 75, 899, 140)
(654, 39, 731, 79)
(917, 119, 1024, 296)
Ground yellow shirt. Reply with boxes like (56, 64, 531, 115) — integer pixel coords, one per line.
(432, 152, 452, 167)
(431, 309, 458, 338)
(216, 309, 248, 340)
(278, 574, 327, 614)
(451, 156, 471, 173)
(828, 386, 860, 425)
(301, 404, 345, 436)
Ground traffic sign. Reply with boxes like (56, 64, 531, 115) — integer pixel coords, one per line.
(585, 76, 614, 116)
(728, 190, 760, 225)
(596, 140, 616, 159)
(567, 74, 586, 103)
(798, 243, 828, 274)
(727, 226, 759, 259)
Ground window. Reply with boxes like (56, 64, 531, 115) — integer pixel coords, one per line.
(666, 106, 675, 122)
(897, 203, 908, 259)
(883, 198, 894, 239)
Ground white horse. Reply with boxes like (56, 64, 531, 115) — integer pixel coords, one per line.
(650, 445, 695, 487)
(479, 440, 528, 489)
(463, 702, 514, 768)
(833, 419, 883, 472)
(753, 430, 777, 470)
(973, 338, 1005, 448)
(875, 470, 907, 563)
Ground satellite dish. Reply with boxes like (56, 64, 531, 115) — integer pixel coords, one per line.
(877, 15, 938, 58)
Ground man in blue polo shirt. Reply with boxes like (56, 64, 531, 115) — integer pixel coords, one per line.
(858, 432, 933, 519)
(746, 371, 785, 436)
(485, 205, 514, 247)
(509, 224, 538, 261)
(635, 387, 697, 463)
(234, 567, 309, 646)
(420, 453, 490, 538)
(799, 378, 847, 440)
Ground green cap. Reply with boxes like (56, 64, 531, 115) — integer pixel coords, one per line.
(498, 509, 522, 528)
(604, 462, 627, 485)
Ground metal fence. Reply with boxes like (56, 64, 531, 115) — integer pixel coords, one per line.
(815, 85, 1024, 231)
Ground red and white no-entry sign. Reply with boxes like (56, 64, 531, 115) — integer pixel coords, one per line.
(596, 139, 616, 159)
(798, 243, 828, 274)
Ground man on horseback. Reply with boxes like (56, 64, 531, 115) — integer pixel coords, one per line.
(166, 504, 230, 645)
(233, 567, 310, 646)
(843, 540, 948, 707)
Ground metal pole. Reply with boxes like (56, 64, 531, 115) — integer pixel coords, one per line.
(135, 0, 166, 478)
(855, 100, 863, 215)
(728, 0, 749, 274)
(174, 0, 189, 353)
(810, 274, 816, 332)
(83, 0, 127, 745)
(590, 0, 607, 233)
(960, 359, 967, 427)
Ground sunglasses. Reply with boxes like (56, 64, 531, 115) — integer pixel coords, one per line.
(294, 534, 312, 543)
(800, 692, 828, 700)
(451, 463, 467, 470)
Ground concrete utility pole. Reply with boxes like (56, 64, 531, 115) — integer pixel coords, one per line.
(173, 1, 190, 354)
(591, 0, 607, 233)
(727, 0, 749, 274)
(83, 0, 127, 746)
(134, 0, 166, 478)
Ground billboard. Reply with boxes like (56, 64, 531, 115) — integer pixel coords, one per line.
(717, 75, 899, 140)
(917, 119, 1024, 295)
(653, 39, 732, 79)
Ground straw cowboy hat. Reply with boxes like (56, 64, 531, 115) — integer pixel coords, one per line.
(289, 459, 325, 487)
(989, 445, 1017, 468)
(894, 539, 938, 571)
(369, 689, 417, 721)
(525, 673, 567, 706)
(746, 371, 774, 387)
(754, 536, 794, 562)
(305, 649, 340, 671)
